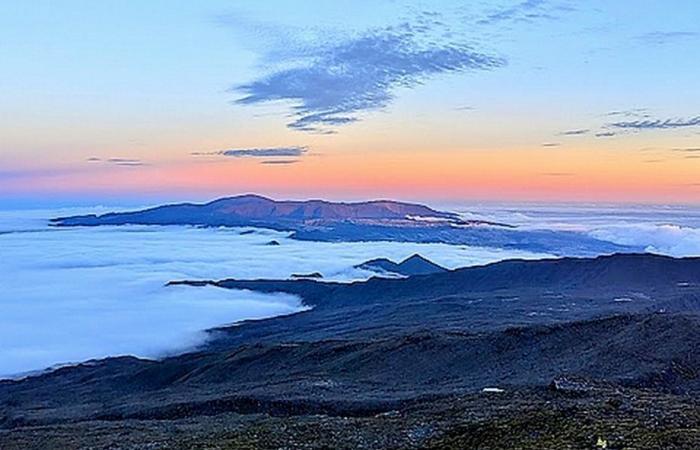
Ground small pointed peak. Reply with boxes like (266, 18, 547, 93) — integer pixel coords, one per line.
(401, 254, 429, 264)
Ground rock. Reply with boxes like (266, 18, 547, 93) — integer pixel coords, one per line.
(291, 272, 324, 279)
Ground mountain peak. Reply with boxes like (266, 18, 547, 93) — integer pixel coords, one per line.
(356, 254, 447, 277)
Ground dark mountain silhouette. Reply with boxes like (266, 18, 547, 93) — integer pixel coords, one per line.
(4, 253, 700, 442)
(355, 254, 448, 276)
(49, 195, 633, 255)
(51, 194, 460, 227)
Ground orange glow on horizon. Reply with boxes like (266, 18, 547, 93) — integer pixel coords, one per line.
(4, 147, 700, 204)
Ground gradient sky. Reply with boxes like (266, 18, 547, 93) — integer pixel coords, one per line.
(1, 0, 699, 205)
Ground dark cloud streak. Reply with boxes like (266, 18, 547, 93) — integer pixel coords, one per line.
(609, 116, 700, 130)
(559, 129, 589, 136)
(193, 146, 308, 159)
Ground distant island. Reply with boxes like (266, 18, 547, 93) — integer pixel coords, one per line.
(51, 194, 494, 228)
(51, 194, 634, 255)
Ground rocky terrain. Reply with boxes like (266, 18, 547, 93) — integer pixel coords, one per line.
(49, 195, 632, 255)
(2, 253, 700, 448)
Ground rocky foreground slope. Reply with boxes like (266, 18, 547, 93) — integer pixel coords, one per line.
(2, 253, 700, 449)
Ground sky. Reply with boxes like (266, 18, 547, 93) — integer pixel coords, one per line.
(1, 0, 700, 205)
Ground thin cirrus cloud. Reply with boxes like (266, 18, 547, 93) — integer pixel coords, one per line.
(192, 146, 308, 159)
(559, 129, 589, 136)
(608, 116, 700, 130)
(232, 22, 506, 133)
(0, 168, 75, 181)
(636, 31, 699, 45)
(541, 172, 574, 177)
(260, 159, 300, 165)
(107, 158, 146, 167)
(595, 131, 616, 138)
(477, 0, 560, 25)
(672, 147, 700, 153)
(87, 157, 146, 167)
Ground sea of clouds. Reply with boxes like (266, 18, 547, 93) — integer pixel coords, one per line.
(0, 208, 552, 377)
(455, 203, 700, 257)
(2, 203, 699, 377)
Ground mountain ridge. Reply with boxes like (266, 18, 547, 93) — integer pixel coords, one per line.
(51, 194, 464, 226)
(4, 253, 700, 447)
(48, 194, 635, 256)
(355, 253, 448, 276)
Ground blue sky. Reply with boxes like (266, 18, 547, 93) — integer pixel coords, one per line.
(1, 1, 699, 204)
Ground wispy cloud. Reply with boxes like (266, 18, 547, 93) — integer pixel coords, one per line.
(192, 146, 308, 158)
(605, 108, 649, 116)
(85, 157, 146, 167)
(106, 158, 146, 167)
(595, 131, 616, 138)
(232, 21, 505, 133)
(636, 31, 699, 45)
(608, 116, 700, 130)
(260, 159, 300, 165)
(540, 172, 574, 176)
(672, 147, 700, 153)
(541, 142, 561, 147)
(559, 129, 589, 136)
(478, 0, 550, 25)
(0, 168, 77, 181)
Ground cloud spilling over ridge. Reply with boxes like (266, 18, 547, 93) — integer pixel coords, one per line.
(456, 203, 700, 257)
(0, 213, 551, 376)
(590, 224, 700, 257)
(234, 25, 505, 133)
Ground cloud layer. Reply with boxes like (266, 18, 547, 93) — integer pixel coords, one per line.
(0, 210, 550, 376)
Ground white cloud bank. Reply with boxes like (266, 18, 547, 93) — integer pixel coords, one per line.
(454, 203, 700, 257)
(589, 224, 700, 257)
(4, 202, 699, 377)
(0, 209, 551, 376)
